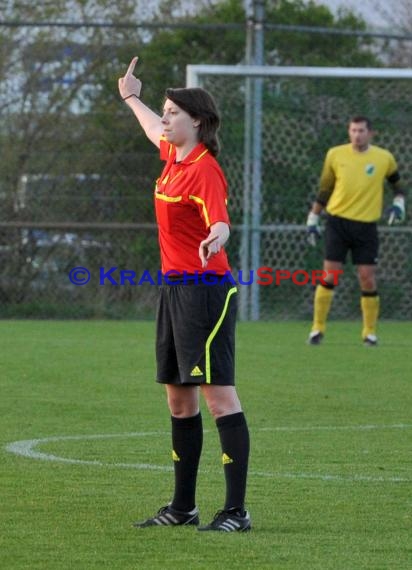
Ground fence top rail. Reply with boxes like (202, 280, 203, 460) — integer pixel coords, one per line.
(186, 64, 412, 86)
(252, 224, 412, 234)
(0, 221, 156, 230)
(1, 221, 410, 233)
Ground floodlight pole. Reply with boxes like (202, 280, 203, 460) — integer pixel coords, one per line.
(250, 0, 265, 321)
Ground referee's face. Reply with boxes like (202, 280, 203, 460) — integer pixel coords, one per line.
(348, 121, 372, 152)
(161, 99, 200, 148)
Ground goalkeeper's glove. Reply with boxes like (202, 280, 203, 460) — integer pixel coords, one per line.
(306, 212, 321, 246)
(387, 195, 406, 225)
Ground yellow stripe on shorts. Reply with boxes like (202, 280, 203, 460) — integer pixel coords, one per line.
(205, 286, 237, 384)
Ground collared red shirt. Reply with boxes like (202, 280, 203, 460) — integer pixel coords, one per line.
(154, 138, 231, 274)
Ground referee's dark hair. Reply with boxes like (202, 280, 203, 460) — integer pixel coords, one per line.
(349, 115, 372, 130)
(165, 87, 221, 157)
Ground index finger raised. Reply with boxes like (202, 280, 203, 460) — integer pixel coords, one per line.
(125, 56, 138, 77)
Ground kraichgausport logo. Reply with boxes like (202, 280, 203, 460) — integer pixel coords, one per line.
(68, 267, 343, 287)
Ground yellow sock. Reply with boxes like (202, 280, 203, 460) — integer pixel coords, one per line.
(312, 285, 334, 333)
(361, 293, 380, 338)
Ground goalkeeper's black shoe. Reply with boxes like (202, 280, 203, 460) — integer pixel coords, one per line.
(307, 331, 324, 345)
(197, 508, 251, 532)
(132, 505, 199, 528)
(363, 334, 378, 347)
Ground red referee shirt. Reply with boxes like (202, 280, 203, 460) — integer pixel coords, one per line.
(154, 138, 231, 275)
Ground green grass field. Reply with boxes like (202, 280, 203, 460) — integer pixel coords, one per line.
(0, 320, 411, 570)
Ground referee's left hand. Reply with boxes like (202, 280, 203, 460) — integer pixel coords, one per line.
(199, 235, 220, 268)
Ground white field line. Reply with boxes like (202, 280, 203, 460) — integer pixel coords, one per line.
(259, 423, 412, 432)
(5, 424, 412, 483)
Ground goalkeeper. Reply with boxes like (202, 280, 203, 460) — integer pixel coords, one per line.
(306, 115, 406, 346)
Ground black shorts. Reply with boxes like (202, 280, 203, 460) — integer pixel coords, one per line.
(155, 277, 238, 385)
(325, 214, 379, 265)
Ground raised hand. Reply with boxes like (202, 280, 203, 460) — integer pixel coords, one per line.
(118, 56, 142, 101)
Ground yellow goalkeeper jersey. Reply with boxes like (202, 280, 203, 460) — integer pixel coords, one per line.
(320, 144, 398, 222)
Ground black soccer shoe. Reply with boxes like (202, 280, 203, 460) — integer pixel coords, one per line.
(307, 331, 324, 345)
(197, 508, 251, 532)
(133, 505, 199, 528)
(363, 334, 378, 347)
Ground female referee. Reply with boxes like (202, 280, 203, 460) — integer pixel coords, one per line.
(118, 57, 251, 532)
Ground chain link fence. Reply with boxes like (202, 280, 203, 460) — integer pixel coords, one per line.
(1, 19, 412, 319)
(199, 70, 412, 320)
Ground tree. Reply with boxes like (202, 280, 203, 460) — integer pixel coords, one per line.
(131, 0, 378, 105)
(0, 0, 381, 312)
(371, 0, 412, 66)
(265, 0, 378, 67)
(1, 0, 378, 223)
(0, 0, 148, 222)
(0, 0, 148, 309)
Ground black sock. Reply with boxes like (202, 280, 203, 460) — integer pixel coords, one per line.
(170, 412, 203, 512)
(216, 411, 250, 513)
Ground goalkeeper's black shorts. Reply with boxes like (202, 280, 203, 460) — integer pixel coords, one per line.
(155, 277, 237, 385)
(325, 214, 379, 265)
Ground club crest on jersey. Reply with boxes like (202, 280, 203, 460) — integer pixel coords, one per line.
(365, 164, 375, 176)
